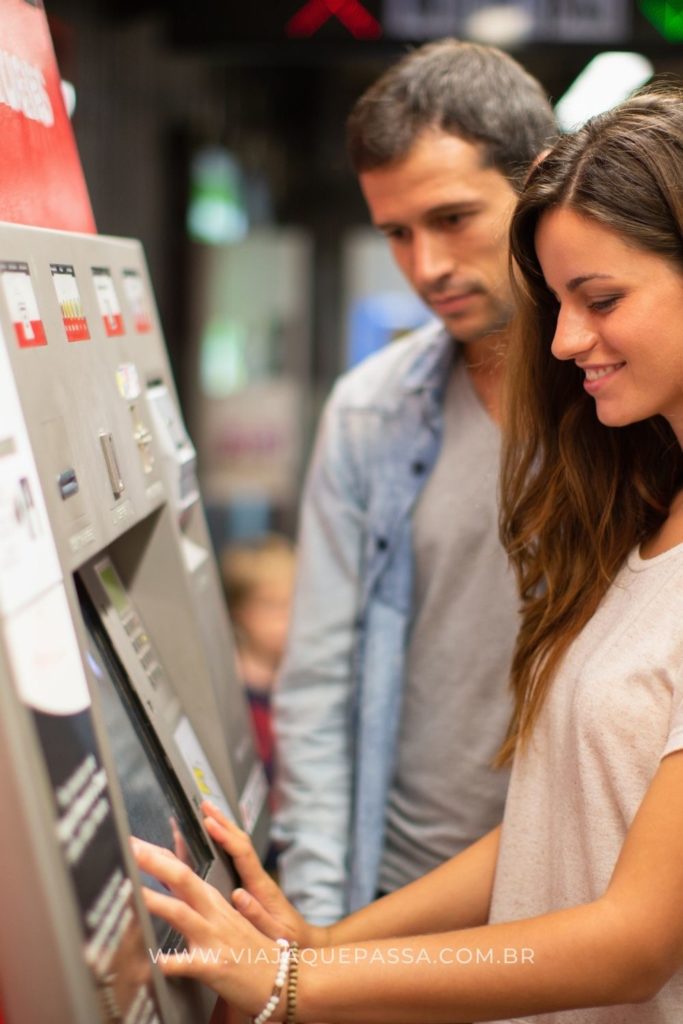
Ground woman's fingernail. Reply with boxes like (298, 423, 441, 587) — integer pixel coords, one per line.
(233, 888, 251, 909)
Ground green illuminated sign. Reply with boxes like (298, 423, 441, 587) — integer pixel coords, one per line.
(639, 0, 683, 41)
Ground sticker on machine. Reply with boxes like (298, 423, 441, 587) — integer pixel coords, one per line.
(0, 326, 61, 615)
(115, 362, 141, 401)
(91, 267, 125, 337)
(239, 761, 268, 835)
(50, 264, 90, 342)
(0, 261, 47, 347)
(4, 583, 91, 715)
(122, 269, 153, 333)
(173, 715, 239, 825)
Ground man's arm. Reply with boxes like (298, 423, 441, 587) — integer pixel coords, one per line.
(272, 383, 367, 925)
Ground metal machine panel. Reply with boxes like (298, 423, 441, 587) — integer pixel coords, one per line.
(0, 221, 269, 1023)
(0, 334, 164, 1023)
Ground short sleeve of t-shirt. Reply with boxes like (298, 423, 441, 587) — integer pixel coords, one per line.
(663, 690, 683, 759)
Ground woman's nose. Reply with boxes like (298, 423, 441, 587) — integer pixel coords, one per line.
(551, 307, 597, 361)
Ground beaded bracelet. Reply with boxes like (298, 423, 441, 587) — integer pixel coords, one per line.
(286, 941, 300, 1024)
(252, 938, 291, 1024)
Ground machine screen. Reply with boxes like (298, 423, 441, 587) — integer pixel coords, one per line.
(76, 577, 213, 948)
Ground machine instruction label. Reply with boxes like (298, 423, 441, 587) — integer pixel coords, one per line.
(173, 715, 238, 825)
(0, 260, 47, 347)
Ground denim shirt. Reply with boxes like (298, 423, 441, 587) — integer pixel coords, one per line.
(272, 322, 453, 924)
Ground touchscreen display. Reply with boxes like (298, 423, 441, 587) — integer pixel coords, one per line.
(77, 578, 213, 949)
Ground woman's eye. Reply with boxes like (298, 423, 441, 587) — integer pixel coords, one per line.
(589, 296, 619, 312)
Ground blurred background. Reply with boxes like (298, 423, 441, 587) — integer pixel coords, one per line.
(44, 0, 683, 548)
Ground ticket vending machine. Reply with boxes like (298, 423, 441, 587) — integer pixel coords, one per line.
(0, 222, 269, 1023)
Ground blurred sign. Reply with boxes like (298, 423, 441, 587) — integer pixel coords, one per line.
(199, 378, 303, 505)
(383, 0, 630, 42)
(0, 0, 95, 231)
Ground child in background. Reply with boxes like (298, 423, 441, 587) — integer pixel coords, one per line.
(220, 534, 295, 787)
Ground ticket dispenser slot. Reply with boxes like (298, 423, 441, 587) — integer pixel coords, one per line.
(99, 431, 125, 500)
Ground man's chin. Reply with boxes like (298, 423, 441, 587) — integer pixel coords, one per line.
(439, 312, 487, 342)
(439, 308, 511, 343)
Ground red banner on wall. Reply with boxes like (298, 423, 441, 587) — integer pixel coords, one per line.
(0, 0, 96, 233)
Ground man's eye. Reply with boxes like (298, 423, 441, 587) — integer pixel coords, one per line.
(441, 211, 474, 228)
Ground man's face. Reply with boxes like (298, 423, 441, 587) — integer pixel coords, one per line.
(359, 129, 518, 343)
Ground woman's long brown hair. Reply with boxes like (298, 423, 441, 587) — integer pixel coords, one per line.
(498, 88, 683, 763)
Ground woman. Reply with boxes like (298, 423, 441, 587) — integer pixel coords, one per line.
(133, 88, 683, 1023)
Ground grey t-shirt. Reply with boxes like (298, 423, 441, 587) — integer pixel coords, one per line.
(379, 353, 518, 893)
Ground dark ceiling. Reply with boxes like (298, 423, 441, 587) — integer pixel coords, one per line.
(48, 0, 683, 56)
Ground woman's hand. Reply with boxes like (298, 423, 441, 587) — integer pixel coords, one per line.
(201, 801, 329, 950)
(131, 837, 285, 1016)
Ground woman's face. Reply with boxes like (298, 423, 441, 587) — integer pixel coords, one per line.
(535, 206, 683, 446)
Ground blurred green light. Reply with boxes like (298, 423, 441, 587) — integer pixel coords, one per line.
(200, 318, 248, 396)
(639, 0, 683, 41)
(187, 148, 248, 246)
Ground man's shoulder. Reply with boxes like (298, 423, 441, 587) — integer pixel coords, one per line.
(331, 321, 451, 411)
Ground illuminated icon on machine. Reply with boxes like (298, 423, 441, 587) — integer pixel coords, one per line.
(50, 264, 90, 342)
(91, 267, 125, 337)
(122, 269, 152, 334)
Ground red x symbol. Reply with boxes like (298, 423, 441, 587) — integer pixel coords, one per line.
(286, 0, 382, 38)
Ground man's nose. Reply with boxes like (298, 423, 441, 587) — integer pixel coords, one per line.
(411, 232, 453, 288)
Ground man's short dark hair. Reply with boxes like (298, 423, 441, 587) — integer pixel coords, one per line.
(347, 39, 556, 190)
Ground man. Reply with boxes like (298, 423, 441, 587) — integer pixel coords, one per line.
(272, 39, 557, 925)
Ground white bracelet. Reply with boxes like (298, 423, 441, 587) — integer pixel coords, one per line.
(252, 938, 291, 1024)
